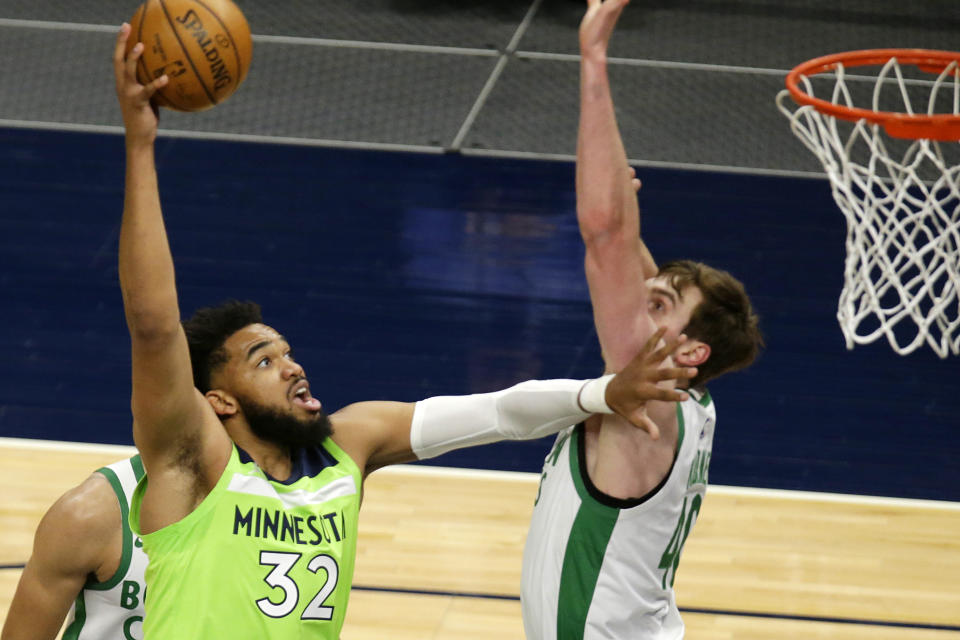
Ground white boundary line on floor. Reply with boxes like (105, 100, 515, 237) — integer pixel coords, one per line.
(3, 437, 958, 511)
(1, 437, 137, 456)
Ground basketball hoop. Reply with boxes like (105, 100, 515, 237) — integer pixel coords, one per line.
(776, 49, 960, 357)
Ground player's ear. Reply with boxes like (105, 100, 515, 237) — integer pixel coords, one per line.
(205, 390, 238, 417)
(676, 340, 710, 367)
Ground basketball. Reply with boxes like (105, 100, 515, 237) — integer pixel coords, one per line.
(126, 0, 253, 112)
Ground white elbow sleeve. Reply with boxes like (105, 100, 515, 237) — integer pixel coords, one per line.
(409, 375, 615, 460)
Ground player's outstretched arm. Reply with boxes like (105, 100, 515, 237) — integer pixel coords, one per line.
(0, 476, 119, 640)
(330, 329, 696, 475)
(113, 25, 230, 518)
(576, 0, 658, 372)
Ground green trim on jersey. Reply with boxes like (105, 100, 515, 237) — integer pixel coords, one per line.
(676, 401, 686, 454)
(555, 406, 692, 637)
(61, 592, 87, 640)
(63, 455, 143, 639)
(693, 387, 712, 407)
(556, 427, 620, 639)
(130, 454, 145, 482)
(85, 458, 138, 591)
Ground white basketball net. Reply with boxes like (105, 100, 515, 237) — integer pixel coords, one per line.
(777, 57, 960, 357)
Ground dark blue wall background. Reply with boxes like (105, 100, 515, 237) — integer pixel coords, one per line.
(1, 127, 956, 501)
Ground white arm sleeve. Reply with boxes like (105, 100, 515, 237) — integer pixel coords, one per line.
(410, 375, 615, 460)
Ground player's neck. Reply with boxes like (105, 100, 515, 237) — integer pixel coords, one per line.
(229, 425, 293, 481)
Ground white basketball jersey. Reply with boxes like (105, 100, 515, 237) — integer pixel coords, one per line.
(521, 390, 715, 640)
(62, 456, 149, 640)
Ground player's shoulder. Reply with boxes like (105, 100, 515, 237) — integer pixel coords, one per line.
(97, 454, 140, 475)
(330, 400, 414, 423)
(42, 471, 122, 539)
(329, 400, 416, 464)
(686, 386, 715, 411)
(28, 471, 123, 576)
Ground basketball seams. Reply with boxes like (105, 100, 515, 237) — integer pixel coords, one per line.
(127, 0, 250, 112)
(133, 3, 155, 103)
(192, 0, 248, 85)
(134, 3, 145, 81)
(157, 0, 218, 107)
(136, 0, 185, 111)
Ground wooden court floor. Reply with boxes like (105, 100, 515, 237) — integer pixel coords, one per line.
(2, 438, 959, 639)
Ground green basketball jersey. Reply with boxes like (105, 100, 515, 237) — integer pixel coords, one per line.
(129, 439, 362, 639)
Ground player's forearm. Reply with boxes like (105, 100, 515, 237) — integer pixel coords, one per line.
(118, 141, 182, 339)
(410, 377, 613, 460)
(0, 614, 64, 640)
(576, 54, 654, 369)
(1, 571, 74, 640)
(637, 239, 657, 279)
(1, 606, 67, 640)
(576, 55, 638, 243)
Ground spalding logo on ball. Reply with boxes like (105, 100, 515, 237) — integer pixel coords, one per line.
(126, 0, 253, 111)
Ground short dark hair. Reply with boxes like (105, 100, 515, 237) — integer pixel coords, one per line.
(658, 260, 763, 388)
(182, 300, 263, 392)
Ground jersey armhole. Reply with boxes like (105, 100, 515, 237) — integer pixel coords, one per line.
(572, 422, 679, 509)
(85, 464, 133, 591)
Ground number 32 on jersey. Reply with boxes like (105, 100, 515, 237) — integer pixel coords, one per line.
(257, 551, 339, 620)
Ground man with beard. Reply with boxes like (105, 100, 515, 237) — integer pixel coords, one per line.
(113, 24, 696, 639)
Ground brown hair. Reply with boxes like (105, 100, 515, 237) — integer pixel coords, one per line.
(658, 260, 763, 388)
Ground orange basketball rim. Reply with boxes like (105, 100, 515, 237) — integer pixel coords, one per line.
(784, 48, 960, 141)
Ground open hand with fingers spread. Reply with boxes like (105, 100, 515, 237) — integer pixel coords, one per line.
(113, 23, 168, 146)
(604, 327, 698, 439)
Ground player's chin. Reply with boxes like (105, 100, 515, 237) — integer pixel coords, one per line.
(302, 407, 333, 431)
